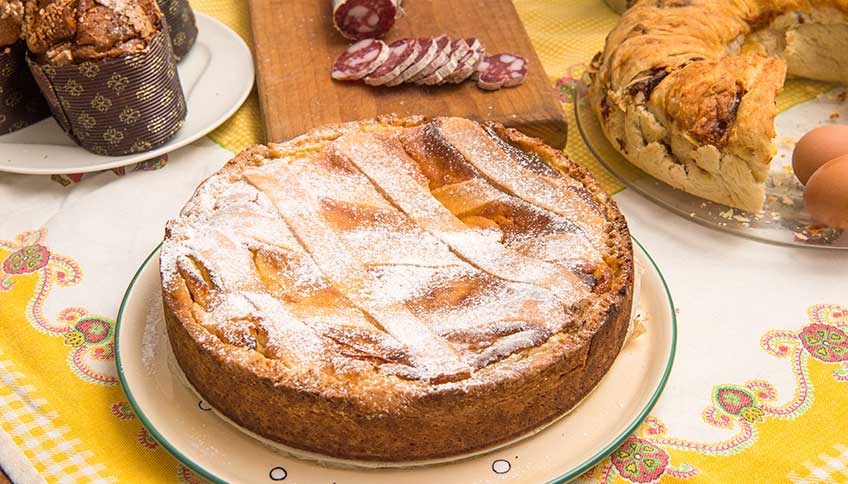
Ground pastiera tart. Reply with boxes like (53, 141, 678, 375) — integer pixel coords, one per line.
(588, 0, 848, 212)
(160, 116, 634, 462)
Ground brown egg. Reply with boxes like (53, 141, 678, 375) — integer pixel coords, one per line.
(792, 124, 848, 185)
(804, 154, 848, 228)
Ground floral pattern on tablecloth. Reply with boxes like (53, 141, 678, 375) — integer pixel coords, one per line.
(0, 229, 197, 482)
(0, 229, 118, 385)
(580, 304, 848, 484)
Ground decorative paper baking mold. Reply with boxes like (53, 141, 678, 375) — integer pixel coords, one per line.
(27, 31, 187, 156)
(157, 0, 198, 61)
(0, 41, 50, 135)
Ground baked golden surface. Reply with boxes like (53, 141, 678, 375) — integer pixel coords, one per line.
(160, 116, 633, 461)
(0, 0, 23, 47)
(588, 0, 848, 212)
(24, 0, 162, 65)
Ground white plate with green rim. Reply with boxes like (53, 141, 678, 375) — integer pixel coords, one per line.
(0, 13, 253, 175)
(116, 238, 676, 484)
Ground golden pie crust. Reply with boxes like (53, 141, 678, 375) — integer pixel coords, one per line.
(160, 115, 634, 462)
(588, 0, 848, 212)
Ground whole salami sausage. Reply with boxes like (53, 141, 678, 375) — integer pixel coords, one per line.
(332, 0, 403, 40)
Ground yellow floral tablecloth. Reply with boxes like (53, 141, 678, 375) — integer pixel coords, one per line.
(1, 1, 847, 483)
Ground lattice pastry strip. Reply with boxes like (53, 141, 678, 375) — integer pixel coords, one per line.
(424, 118, 608, 245)
(245, 161, 472, 383)
(330, 131, 590, 307)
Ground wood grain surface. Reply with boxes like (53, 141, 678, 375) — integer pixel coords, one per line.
(247, 0, 567, 148)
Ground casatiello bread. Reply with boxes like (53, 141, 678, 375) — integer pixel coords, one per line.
(587, 0, 848, 212)
(160, 115, 634, 462)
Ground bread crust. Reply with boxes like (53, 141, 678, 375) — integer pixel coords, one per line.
(161, 116, 634, 462)
(24, 0, 162, 65)
(0, 0, 23, 47)
(588, 0, 848, 212)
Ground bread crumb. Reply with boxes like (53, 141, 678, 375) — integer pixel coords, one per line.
(776, 136, 798, 147)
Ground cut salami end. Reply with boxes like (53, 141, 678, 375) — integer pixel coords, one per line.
(364, 38, 419, 86)
(408, 34, 452, 83)
(476, 53, 528, 90)
(332, 0, 402, 40)
(332, 39, 390, 81)
(417, 38, 469, 85)
(388, 37, 439, 86)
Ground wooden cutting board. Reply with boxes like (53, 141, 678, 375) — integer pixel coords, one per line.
(247, 0, 567, 148)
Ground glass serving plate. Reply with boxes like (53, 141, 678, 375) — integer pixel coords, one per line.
(574, 82, 848, 249)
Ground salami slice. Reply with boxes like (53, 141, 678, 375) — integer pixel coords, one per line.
(364, 38, 419, 86)
(476, 53, 528, 90)
(388, 37, 439, 86)
(407, 34, 452, 84)
(331, 39, 390, 81)
(501, 55, 529, 88)
(463, 37, 483, 54)
(332, 0, 403, 40)
(445, 39, 485, 84)
(418, 38, 469, 86)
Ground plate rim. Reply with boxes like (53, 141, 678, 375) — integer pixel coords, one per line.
(545, 237, 676, 483)
(573, 88, 848, 251)
(0, 12, 254, 175)
(115, 237, 677, 484)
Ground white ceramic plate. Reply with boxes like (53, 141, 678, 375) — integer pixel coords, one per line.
(116, 238, 675, 484)
(0, 13, 253, 175)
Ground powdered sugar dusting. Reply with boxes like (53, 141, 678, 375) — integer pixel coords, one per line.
(245, 162, 471, 381)
(160, 118, 624, 389)
(437, 117, 606, 244)
(332, 132, 589, 306)
(142, 293, 165, 376)
(342, 228, 460, 267)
